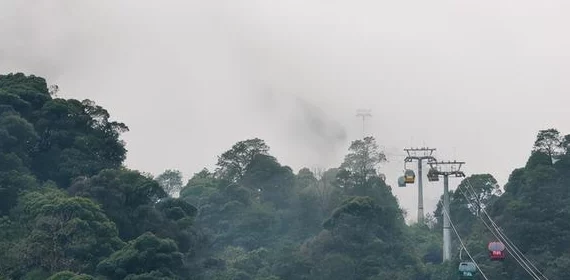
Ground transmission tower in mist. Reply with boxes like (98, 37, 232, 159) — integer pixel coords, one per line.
(356, 109, 372, 138)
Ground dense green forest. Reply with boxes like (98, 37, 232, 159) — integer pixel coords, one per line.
(0, 73, 569, 279)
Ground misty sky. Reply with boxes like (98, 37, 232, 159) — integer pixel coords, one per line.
(1, 0, 569, 222)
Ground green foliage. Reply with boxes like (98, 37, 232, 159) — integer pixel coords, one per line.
(96, 232, 184, 280)
(303, 192, 422, 279)
(2, 73, 570, 279)
(47, 271, 95, 280)
(337, 136, 387, 189)
(32, 98, 129, 188)
(0, 112, 38, 166)
(0, 73, 195, 279)
(20, 269, 52, 280)
(14, 187, 124, 274)
(215, 138, 270, 182)
(156, 169, 184, 197)
(427, 129, 570, 279)
(68, 168, 167, 240)
(533, 128, 564, 162)
(0, 170, 39, 214)
(241, 154, 296, 209)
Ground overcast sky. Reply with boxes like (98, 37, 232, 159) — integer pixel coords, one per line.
(1, 0, 569, 222)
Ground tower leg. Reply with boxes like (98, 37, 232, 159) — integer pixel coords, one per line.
(417, 160, 424, 224)
(443, 174, 451, 261)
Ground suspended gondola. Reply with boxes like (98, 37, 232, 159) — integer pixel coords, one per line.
(397, 176, 406, 187)
(458, 262, 477, 280)
(404, 169, 416, 184)
(488, 241, 506, 261)
(427, 167, 439, 182)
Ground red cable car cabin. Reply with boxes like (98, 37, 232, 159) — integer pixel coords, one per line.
(488, 241, 506, 260)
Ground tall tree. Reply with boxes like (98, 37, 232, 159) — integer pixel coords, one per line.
(338, 136, 387, 188)
(68, 168, 167, 240)
(0, 112, 38, 166)
(156, 169, 184, 197)
(12, 187, 124, 275)
(310, 168, 342, 216)
(96, 232, 185, 280)
(215, 138, 270, 182)
(32, 98, 129, 188)
(533, 128, 564, 164)
(433, 174, 501, 238)
(296, 167, 317, 190)
(240, 154, 295, 208)
(563, 134, 570, 154)
(456, 174, 501, 217)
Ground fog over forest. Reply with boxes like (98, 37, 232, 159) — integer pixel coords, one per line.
(2, 1, 570, 279)
(2, 1, 570, 220)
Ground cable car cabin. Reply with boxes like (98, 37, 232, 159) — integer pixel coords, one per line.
(427, 168, 439, 182)
(398, 176, 406, 187)
(458, 262, 477, 280)
(404, 169, 415, 184)
(488, 242, 506, 261)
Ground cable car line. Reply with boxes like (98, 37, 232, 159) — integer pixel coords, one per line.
(457, 181, 542, 280)
(467, 181, 549, 280)
(455, 184, 537, 278)
(480, 208, 544, 278)
(395, 150, 549, 279)
(455, 185, 536, 278)
(454, 185, 540, 280)
(462, 179, 548, 280)
(442, 207, 490, 280)
(484, 215, 548, 280)
(459, 178, 548, 280)
(444, 208, 488, 280)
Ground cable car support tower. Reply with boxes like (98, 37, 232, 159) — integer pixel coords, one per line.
(403, 147, 436, 224)
(428, 160, 466, 262)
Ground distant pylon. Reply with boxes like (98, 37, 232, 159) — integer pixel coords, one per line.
(356, 109, 372, 138)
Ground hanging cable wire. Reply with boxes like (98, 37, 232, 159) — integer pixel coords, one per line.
(462, 178, 548, 280)
(458, 188, 539, 280)
(475, 180, 549, 280)
(460, 178, 549, 279)
(457, 182, 539, 279)
(484, 211, 549, 280)
(455, 183, 541, 280)
(459, 180, 543, 280)
(441, 206, 490, 280)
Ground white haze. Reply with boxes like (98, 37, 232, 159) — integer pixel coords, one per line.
(1, 0, 569, 222)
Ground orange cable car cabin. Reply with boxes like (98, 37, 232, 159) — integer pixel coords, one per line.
(404, 169, 415, 184)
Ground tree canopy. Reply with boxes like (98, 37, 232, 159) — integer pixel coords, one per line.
(1, 73, 569, 279)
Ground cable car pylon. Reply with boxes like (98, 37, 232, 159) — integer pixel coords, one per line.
(428, 160, 466, 262)
(402, 147, 437, 224)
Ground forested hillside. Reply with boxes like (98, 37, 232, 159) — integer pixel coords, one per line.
(0, 73, 568, 279)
